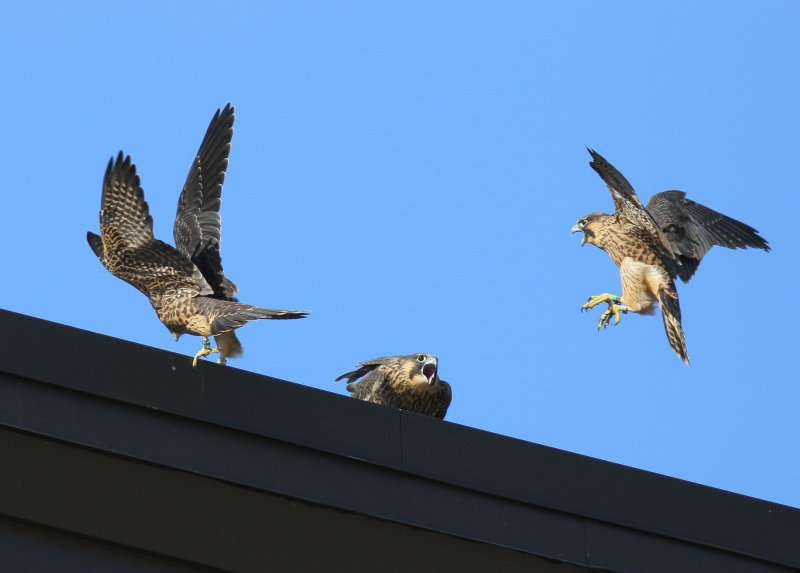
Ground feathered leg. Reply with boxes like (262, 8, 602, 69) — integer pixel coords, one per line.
(214, 331, 243, 365)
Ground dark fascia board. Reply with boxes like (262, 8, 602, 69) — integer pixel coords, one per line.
(0, 309, 798, 570)
(0, 430, 589, 573)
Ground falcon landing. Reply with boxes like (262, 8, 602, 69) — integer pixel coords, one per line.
(571, 149, 769, 364)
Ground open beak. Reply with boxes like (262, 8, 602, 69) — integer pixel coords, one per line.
(570, 224, 587, 246)
(421, 357, 438, 384)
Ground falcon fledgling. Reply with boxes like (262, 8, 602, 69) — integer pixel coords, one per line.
(87, 105, 307, 366)
(336, 354, 452, 419)
(571, 149, 769, 364)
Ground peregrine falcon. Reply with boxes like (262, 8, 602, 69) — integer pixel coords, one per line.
(571, 148, 769, 364)
(87, 105, 307, 366)
(336, 354, 452, 419)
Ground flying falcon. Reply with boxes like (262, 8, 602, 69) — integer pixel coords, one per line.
(336, 354, 452, 419)
(571, 148, 769, 364)
(87, 105, 307, 366)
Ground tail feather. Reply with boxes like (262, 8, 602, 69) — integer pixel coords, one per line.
(657, 283, 689, 365)
(198, 298, 308, 334)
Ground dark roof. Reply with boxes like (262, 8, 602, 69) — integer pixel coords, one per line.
(0, 308, 797, 572)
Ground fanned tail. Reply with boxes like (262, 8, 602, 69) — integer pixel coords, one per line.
(657, 282, 689, 365)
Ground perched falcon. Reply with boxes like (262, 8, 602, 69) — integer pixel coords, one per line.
(336, 354, 452, 419)
(87, 105, 307, 366)
(571, 149, 769, 364)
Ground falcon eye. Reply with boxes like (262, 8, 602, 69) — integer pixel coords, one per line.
(416, 355, 426, 362)
(580, 219, 588, 228)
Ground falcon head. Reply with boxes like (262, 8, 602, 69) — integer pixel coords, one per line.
(570, 213, 605, 247)
(409, 353, 438, 385)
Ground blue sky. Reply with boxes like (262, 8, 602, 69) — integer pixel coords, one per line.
(3, 2, 798, 508)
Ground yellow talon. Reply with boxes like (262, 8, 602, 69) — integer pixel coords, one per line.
(192, 337, 220, 368)
(582, 292, 619, 311)
(581, 293, 628, 329)
(597, 303, 628, 329)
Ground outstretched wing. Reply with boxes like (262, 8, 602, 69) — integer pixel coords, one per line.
(91, 152, 212, 303)
(174, 103, 237, 299)
(587, 148, 676, 260)
(647, 190, 771, 282)
(99, 152, 155, 248)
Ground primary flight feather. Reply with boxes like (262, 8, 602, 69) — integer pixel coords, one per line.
(88, 105, 307, 366)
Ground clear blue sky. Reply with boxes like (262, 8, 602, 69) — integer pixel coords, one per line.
(3, 2, 798, 508)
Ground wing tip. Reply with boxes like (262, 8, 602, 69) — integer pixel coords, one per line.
(105, 151, 136, 181)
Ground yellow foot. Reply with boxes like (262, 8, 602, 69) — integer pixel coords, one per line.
(192, 339, 220, 368)
(581, 293, 628, 329)
(597, 303, 628, 329)
(581, 292, 620, 311)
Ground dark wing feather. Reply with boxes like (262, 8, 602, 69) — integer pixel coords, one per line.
(174, 104, 237, 299)
(432, 379, 452, 419)
(99, 152, 155, 248)
(94, 152, 213, 303)
(334, 364, 374, 385)
(87, 231, 105, 263)
(647, 190, 770, 282)
(337, 366, 386, 400)
(335, 355, 406, 397)
(587, 148, 676, 259)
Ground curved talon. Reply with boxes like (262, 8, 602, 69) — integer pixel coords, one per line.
(581, 293, 628, 330)
(597, 303, 628, 329)
(192, 337, 220, 368)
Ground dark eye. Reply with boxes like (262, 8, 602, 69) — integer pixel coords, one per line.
(416, 355, 426, 362)
(580, 219, 588, 227)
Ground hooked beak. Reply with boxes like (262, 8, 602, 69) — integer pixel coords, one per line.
(570, 224, 587, 246)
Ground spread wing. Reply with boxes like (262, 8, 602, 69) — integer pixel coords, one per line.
(337, 367, 385, 401)
(647, 190, 770, 282)
(173, 103, 237, 299)
(89, 152, 213, 304)
(335, 355, 404, 399)
(587, 148, 676, 260)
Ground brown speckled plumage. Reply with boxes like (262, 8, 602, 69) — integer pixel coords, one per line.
(572, 149, 769, 364)
(87, 105, 307, 363)
(336, 354, 452, 419)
